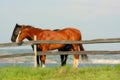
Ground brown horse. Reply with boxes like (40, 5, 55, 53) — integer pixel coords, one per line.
(11, 24, 76, 66)
(15, 24, 87, 68)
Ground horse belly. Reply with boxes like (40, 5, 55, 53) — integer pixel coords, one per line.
(48, 44, 65, 50)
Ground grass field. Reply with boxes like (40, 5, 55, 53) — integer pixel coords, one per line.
(0, 65, 120, 80)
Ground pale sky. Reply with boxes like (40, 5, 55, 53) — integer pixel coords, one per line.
(0, 0, 120, 50)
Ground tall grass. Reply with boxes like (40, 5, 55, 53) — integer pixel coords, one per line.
(0, 65, 120, 80)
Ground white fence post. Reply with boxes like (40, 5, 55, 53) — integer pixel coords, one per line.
(34, 35, 37, 67)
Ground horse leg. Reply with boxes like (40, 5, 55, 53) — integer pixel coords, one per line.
(81, 54, 88, 60)
(37, 55, 40, 66)
(60, 55, 68, 66)
(59, 44, 73, 66)
(40, 55, 46, 68)
(73, 45, 79, 68)
(31, 45, 41, 66)
(73, 54, 79, 68)
(64, 55, 68, 65)
(60, 55, 64, 66)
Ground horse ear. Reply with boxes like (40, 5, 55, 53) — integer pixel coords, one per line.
(16, 23, 18, 26)
(15, 23, 22, 28)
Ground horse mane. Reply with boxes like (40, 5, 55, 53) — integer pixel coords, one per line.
(24, 25, 42, 30)
(25, 25, 36, 28)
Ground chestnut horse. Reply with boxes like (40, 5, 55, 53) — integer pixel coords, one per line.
(13, 24, 88, 68)
(11, 24, 75, 66)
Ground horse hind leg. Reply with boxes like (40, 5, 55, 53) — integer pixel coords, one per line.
(73, 54, 79, 68)
(64, 55, 68, 65)
(73, 44, 79, 68)
(60, 55, 68, 66)
(40, 55, 46, 68)
(60, 55, 65, 66)
(59, 44, 72, 66)
(81, 54, 88, 61)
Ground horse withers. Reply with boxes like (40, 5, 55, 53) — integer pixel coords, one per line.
(11, 24, 88, 68)
(11, 24, 78, 66)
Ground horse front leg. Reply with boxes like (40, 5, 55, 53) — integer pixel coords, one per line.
(40, 55, 46, 68)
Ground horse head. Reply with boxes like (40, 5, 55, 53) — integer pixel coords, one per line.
(15, 25, 31, 43)
(15, 24, 44, 43)
(11, 24, 22, 42)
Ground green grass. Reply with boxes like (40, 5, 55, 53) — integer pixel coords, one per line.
(0, 65, 120, 80)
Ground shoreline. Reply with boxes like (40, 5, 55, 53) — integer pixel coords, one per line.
(0, 58, 120, 64)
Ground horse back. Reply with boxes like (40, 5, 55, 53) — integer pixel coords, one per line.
(37, 30, 69, 40)
(62, 27, 82, 40)
(37, 27, 82, 41)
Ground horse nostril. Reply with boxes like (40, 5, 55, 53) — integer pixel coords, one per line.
(16, 38, 19, 43)
(16, 38, 21, 44)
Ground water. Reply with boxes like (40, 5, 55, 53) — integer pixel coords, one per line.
(0, 48, 120, 67)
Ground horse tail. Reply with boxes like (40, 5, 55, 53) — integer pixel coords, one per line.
(79, 43, 84, 51)
(79, 44, 88, 60)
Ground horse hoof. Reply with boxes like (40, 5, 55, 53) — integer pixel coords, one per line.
(42, 64, 46, 68)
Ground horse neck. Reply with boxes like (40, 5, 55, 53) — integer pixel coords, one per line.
(26, 28, 43, 41)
